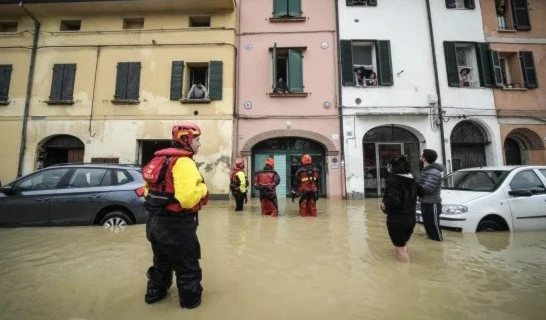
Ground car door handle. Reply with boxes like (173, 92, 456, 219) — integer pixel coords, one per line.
(87, 195, 101, 199)
(35, 197, 50, 202)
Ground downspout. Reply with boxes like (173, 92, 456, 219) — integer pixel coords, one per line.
(425, 0, 447, 168)
(334, 0, 347, 199)
(233, 0, 240, 165)
(17, 1, 40, 177)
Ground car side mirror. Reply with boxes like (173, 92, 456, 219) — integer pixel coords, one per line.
(0, 186, 17, 196)
(508, 189, 533, 197)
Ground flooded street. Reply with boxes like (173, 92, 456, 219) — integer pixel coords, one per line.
(1, 199, 545, 320)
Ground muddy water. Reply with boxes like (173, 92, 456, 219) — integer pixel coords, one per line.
(1, 199, 545, 320)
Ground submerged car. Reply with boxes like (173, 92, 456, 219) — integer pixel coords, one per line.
(0, 163, 148, 228)
(416, 166, 546, 232)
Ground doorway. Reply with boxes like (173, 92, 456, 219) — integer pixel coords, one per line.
(138, 140, 172, 165)
(38, 135, 85, 168)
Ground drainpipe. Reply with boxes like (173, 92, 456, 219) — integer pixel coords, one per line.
(17, 1, 40, 178)
(425, 0, 447, 168)
(334, 0, 347, 199)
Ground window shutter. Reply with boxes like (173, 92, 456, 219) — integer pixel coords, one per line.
(490, 50, 504, 88)
(476, 43, 493, 88)
(464, 0, 475, 9)
(272, 43, 277, 90)
(49, 64, 64, 100)
(512, 0, 531, 30)
(288, 49, 303, 93)
(520, 51, 538, 89)
(376, 40, 393, 86)
(126, 62, 141, 100)
(443, 41, 459, 87)
(288, 0, 301, 17)
(0, 65, 13, 101)
(346, 0, 352, 6)
(273, 0, 288, 17)
(445, 0, 456, 9)
(61, 64, 76, 101)
(114, 62, 129, 99)
(367, 0, 378, 6)
(340, 40, 354, 86)
(170, 61, 184, 100)
(209, 60, 223, 100)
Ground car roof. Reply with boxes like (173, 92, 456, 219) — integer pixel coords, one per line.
(48, 163, 141, 170)
(457, 165, 546, 171)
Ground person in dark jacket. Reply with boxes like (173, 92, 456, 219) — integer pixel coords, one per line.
(416, 149, 444, 242)
(254, 157, 281, 217)
(381, 155, 417, 263)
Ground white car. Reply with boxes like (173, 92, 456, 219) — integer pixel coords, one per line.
(416, 166, 546, 233)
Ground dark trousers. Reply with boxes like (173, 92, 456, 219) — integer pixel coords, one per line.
(146, 213, 203, 307)
(421, 202, 443, 241)
(386, 215, 416, 247)
(233, 192, 245, 211)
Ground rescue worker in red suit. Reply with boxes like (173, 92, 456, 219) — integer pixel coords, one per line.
(254, 157, 281, 217)
(143, 123, 208, 309)
(292, 154, 320, 217)
(229, 159, 249, 211)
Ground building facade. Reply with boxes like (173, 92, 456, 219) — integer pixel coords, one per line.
(0, 0, 236, 197)
(236, 0, 343, 198)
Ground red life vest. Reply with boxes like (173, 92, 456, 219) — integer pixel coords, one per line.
(295, 165, 320, 192)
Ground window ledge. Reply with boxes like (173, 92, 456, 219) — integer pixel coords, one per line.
(501, 87, 527, 91)
(111, 99, 140, 105)
(269, 92, 308, 98)
(498, 29, 517, 33)
(0, 100, 10, 106)
(44, 100, 75, 105)
(180, 99, 211, 104)
(269, 17, 306, 23)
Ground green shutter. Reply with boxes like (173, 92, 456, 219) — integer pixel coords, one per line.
(464, 0, 475, 9)
(443, 41, 459, 87)
(114, 62, 129, 99)
(288, 0, 301, 17)
(61, 64, 76, 101)
(272, 43, 277, 90)
(476, 43, 492, 88)
(512, 0, 531, 30)
(520, 51, 538, 89)
(170, 61, 184, 100)
(490, 50, 504, 88)
(126, 62, 141, 100)
(367, 0, 377, 6)
(273, 0, 288, 17)
(49, 64, 64, 100)
(445, 0, 456, 9)
(288, 49, 303, 93)
(340, 40, 354, 86)
(0, 65, 13, 101)
(376, 40, 393, 86)
(209, 60, 223, 100)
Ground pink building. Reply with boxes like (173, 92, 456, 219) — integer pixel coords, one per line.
(236, 0, 343, 198)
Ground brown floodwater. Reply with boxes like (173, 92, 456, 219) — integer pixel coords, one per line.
(1, 199, 545, 320)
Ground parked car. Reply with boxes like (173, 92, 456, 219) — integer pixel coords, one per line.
(0, 163, 148, 228)
(416, 166, 546, 233)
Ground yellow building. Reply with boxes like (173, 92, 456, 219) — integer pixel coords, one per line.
(0, 0, 236, 197)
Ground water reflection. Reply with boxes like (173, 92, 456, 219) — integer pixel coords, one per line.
(0, 199, 545, 320)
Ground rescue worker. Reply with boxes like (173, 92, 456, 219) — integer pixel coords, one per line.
(143, 123, 208, 309)
(254, 157, 281, 217)
(292, 154, 321, 217)
(229, 159, 249, 211)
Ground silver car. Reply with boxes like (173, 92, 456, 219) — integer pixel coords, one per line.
(0, 164, 148, 228)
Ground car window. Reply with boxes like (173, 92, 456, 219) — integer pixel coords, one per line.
(442, 170, 509, 192)
(539, 169, 546, 180)
(510, 170, 545, 191)
(67, 168, 109, 188)
(14, 168, 70, 190)
(101, 170, 113, 186)
(114, 169, 133, 185)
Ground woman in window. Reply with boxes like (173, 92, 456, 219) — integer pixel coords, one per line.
(354, 66, 365, 86)
(459, 68, 471, 87)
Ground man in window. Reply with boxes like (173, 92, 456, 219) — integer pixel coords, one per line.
(354, 66, 365, 86)
(366, 72, 378, 86)
(459, 68, 471, 87)
(274, 77, 289, 94)
(188, 80, 208, 99)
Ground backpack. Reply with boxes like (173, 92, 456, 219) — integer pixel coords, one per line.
(143, 156, 173, 190)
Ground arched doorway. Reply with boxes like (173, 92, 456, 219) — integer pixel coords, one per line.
(363, 126, 420, 198)
(37, 135, 85, 168)
(504, 138, 523, 165)
(252, 137, 326, 198)
(504, 128, 545, 165)
(450, 121, 489, 171)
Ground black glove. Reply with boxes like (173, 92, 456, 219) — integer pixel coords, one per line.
(291, 190, 297, 203)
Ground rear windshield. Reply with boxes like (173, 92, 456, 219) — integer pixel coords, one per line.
(442, 170, 510, 192)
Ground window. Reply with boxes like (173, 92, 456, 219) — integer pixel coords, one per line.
(490, 50, 538, 89)
(446, 0, 475, 9)
(123, 18, 144, 29)
(14, 168, 70, 190)
(273, 0, 302, 18)
(0, 21, 18, 32)
(48, 64, 76, 104)
(176, 61, 223, 101)
(189, 16, 210, 27)
(0, 64, 13, 103)
(346, 0, 377, 6)
(340, 40, 392, 87)
(60, 20, 81, 31)
(444, 42, 493, 88)
(67, 168, 110, 188)
(91, 157, 119, 163)
(496, 0, 530, 31)
(271, 46, 304, 94)
(113, 62, 141, 102)
(114, 170, 133, 185)
(510, 170, 545, 191)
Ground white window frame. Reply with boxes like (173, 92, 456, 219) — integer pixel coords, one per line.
(352, 41, 377, 87)
(455, 43, 479, 88)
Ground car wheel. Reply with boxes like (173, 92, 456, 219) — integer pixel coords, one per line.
(99, 211, 133, 232)
(476, 220, 503, 232)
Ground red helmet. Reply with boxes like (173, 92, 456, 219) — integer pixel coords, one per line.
(172, 123, 201, 149)
(235, 159, 245, 169)
(301, 154, 312, 165)
(265, 157, 275, 167)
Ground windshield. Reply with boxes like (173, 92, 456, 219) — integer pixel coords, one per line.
(442, 170, 510, 192)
